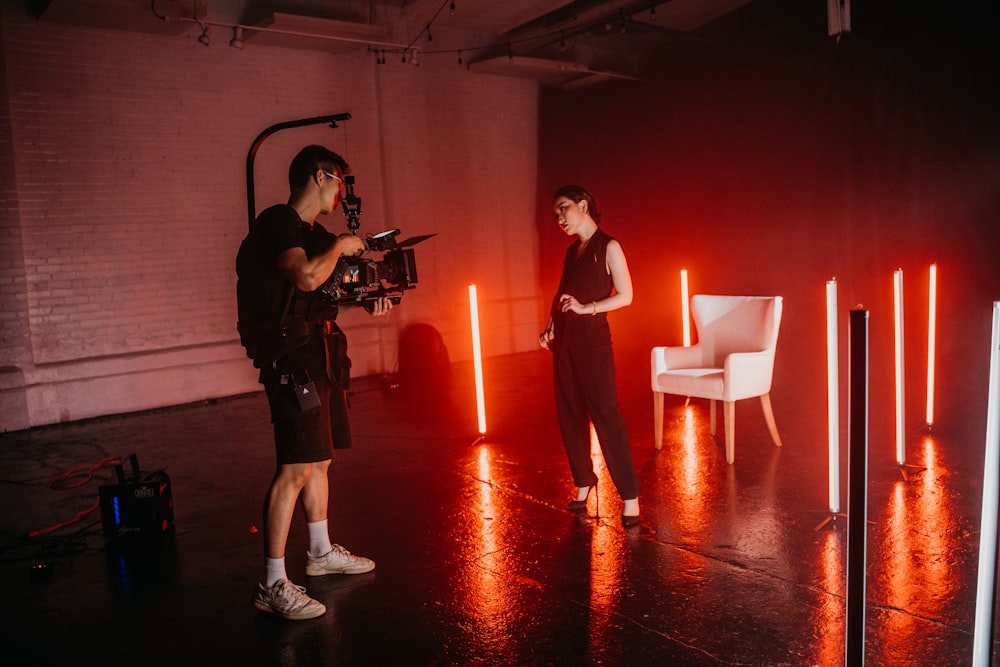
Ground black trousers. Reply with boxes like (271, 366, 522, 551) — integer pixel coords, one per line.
(552, 341, 639, 500)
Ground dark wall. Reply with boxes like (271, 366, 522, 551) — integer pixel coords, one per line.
(537, 10, 1000, 446)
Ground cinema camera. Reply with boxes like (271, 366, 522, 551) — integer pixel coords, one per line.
(319, 175, 433, 310)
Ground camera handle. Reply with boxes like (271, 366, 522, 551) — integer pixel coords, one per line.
(341, 175, 362, 234)
(245, 113, 352, 231)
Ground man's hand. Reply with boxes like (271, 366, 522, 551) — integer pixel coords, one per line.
(368, 296, 394, 316)
(337, 233, 366, 257)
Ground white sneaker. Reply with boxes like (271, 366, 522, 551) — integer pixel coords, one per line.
(252, 579, 326, 620)
(305, 544, 376, 576)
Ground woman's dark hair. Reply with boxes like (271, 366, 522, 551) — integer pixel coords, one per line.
(553, 184, 601, 224)
(288, 145, 351, 192)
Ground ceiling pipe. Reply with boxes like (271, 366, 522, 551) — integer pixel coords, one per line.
(502, 0, 667, 41)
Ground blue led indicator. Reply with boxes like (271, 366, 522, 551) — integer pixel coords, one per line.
(112, 496, 121, 525)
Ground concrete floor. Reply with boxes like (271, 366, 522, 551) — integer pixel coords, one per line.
(0, 349, 995, 666)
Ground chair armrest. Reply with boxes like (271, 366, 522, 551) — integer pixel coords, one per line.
(723, 351, 775, 401)
(651, 345, 705, 389)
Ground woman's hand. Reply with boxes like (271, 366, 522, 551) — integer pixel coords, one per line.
(559, 294, 593, 315)
(539, 327, 554, 350)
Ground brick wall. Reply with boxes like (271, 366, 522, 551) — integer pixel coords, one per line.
(0, 4, 542, 429)
(0, 14, 31, 428)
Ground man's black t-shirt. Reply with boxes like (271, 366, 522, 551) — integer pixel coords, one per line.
(236, 204, 341, 380)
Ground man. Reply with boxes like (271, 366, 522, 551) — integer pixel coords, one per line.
(236, 145, 392, 620)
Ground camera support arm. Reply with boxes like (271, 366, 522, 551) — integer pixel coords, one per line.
(245, 113, 352, 230)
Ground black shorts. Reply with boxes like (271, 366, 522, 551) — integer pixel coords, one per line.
(264, 375, 353, 465)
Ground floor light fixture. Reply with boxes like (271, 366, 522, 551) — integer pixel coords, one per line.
(926, 263, 937, 427)
(826, 279, 841, 515)
(894, 269, 906, 466)
(680, 269, 691, 347)
(469, 284, 487, 438)
(973, 301, 1000, 666)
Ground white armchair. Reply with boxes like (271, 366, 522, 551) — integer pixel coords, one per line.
(651, 295, 783, 464)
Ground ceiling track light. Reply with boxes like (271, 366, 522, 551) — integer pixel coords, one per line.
(198, 24, 211, 46)
(229, 26, 244, 49)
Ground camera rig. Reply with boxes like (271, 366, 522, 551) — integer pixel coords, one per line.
(318, 174, 434, 310)
(244, 113, 432, 312)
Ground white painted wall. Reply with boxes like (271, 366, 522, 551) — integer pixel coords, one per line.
(0, 4, 542, 429)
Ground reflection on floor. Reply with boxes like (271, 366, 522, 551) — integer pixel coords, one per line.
(0, 350, 995, 666)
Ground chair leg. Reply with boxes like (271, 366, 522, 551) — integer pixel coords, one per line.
(710, 399, 717, 436)
(724, 401, 735, 464)
(654, 391, 664, 450)
(760, 393, 783, 447)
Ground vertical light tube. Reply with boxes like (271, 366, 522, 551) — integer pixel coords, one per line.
(468, 284, 487, 435)
(680, 269, 691, 347)
(926, 263, 937, 426)
(826, 279, 841, 514)
(973, 301, 1000, 667)
(894, 269, 906, 465)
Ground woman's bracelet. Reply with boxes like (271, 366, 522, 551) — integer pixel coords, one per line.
(591, 302, 598, 316)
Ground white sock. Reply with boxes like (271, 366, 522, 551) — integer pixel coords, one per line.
(307, 519, 333, 557)
(265, 557, 286, 588)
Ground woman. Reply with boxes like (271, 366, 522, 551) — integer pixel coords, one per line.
(539, 185, 640, 527)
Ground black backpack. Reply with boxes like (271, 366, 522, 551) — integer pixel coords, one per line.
(235, 239, 310, 369)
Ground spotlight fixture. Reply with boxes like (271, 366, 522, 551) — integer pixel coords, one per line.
(198, 24, 212, 46)
(229, 26, 244, 49)
(457, 50, 463, 65)
(450, 1, 456, 15)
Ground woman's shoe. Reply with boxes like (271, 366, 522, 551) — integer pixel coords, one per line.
(621, 497, 640, 527)
(567, 485, 593, 512)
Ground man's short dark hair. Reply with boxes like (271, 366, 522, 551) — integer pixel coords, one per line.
(288, 145, 351, 192)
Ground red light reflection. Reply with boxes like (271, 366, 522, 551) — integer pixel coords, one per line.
(870, 436, 953, 659)
(587, 423, 628, 649)
(807, 529, 845, 666)
(670, 405, 717, 540)
(458, 445, 510, 646)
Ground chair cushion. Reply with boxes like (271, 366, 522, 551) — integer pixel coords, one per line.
(693, 296, 778, 367)
(653, 368, 724, 400)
